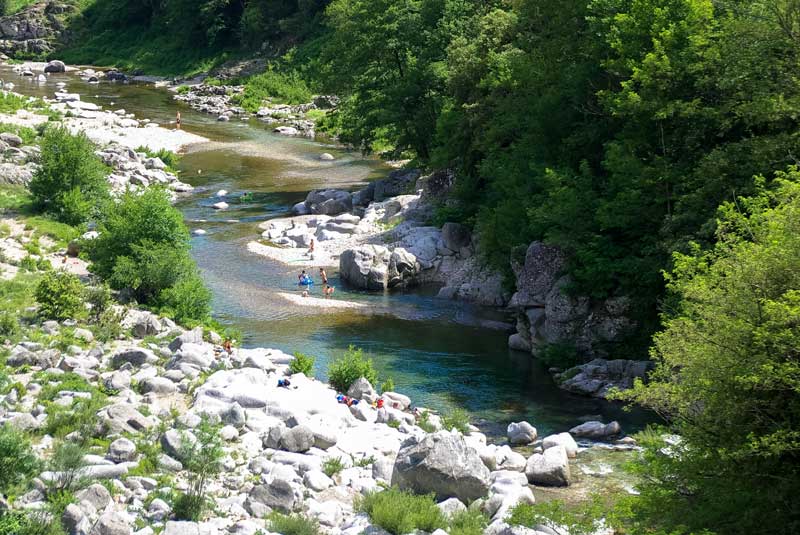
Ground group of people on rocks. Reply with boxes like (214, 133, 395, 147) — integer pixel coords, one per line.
(298, 267, 336, 298)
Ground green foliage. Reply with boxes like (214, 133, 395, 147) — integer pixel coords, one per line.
(441, 408, 470, 434)
(135, 146, 181, 173)
(0, 425, 40, 495)
(448, 510, 489, 535)
(356, 487, 446, 535)
(88, 187, 211, 324)
(29, 127, 109, 226)
(327, 345, 377, 393)
(173, 418, 224, 521)
(322, 456, 345, 477)
(509, 500, 604, 535)
(289, 352, 315, 376)
(417, 410, 436, 433)
(267, 512, 321, 535)
(46, 441, 88, 492)
(0, 311, 20, 340)
(35, 271, 86, 321)
(612, 171, 800, 534)
(84, 283, 112, 322)
(379, 377, 394, 394)
(233, 69, 312, 111)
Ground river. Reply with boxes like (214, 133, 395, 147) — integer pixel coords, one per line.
(1, 67, 649, 437)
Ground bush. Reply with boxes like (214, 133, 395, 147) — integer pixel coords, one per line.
(441, 408, 470, 434)
(0, 312, 20, 339)
(0, 425, 40, 495)
(327, 345, 377, 393)
(110, 242, 195, 303)
(537, 342, 581, 369)
(380, 377, 394, 394)
(232, 68, 312, 111)
(135, 146, 181, 173)
(93, 308, 123, 342)
(158, 274, 212, 326)
(289, 352, 315, 376)
(89, 187, 189, 279)
(84, 283, 112, 322)
(322, 456, 345, 477)
(268, 512, 320, 535)
(173, 418, 223, 521)
(509, 500, 603, 535)
(449, 510, 489, 535)
(46, 442, 88, 492)
(35, 271, 86, 321)
(356, 487, 445, 535)
(29, 126, 109, 225)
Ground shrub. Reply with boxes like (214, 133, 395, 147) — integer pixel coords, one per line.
(46, 442, 88, 492)
(0, 425, 40, 494)
(0, 312, 20, 339)
(29, 126, 109, 225)
(356, 487, 445, 535)
(44, 395, 107, 441)
(232, 68, 312, 111)
(92, 308, 124, 342)
(35, 271, 86, 321)
(327, 345, 377, 393)
(158, 274, 212, 326)
(268, 512, 320, 535)
(173, 418, 223, 521)
(449, 510, 489, 535)
(289, 352, 315, 376)
(417, 410, 437, 433)
(322, 456, 345, 477)
(380, 377, 394, 393)
(84, 283, 112, 322)
(508, 500, 603, 535)
(537, 342, 581, 369)
(89, 187, 189, 280)
(441, 408, 470, 434)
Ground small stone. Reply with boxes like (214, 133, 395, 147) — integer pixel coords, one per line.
(107, 437, 137, 463)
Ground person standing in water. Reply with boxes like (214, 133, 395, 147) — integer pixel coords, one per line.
(176, 111, 182, 130)
(319, 267, 328, 285)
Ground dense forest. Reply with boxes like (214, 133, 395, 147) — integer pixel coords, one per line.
(1, 0, 798, 533)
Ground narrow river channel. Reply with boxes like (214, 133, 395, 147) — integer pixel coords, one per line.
(1, 67, 649, 437)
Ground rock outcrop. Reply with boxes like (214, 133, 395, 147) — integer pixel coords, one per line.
(0, 1, 73, 56)
(392, 431, 491, 503)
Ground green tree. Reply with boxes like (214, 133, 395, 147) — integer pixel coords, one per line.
(29, 127, 109, 226)
(0, 425, 40, 495)
(615, 169, 800, 534)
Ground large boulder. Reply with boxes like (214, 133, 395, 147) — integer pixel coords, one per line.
(279, 425, 315, 453)
(305, 189, 353, 216)
(373, 169, 422, 201)
(541, 433, 578, 458)
(569, 420, 621, 440)
(525, 445, 570, 487)
(387, 248, 421, 288)
(110, 347, 158, 368)
(507, 422, 537, 445)
(441, 222, 472, 253)
(248, 480, 297, 514)
(339, 245, 390, 291)
(89, 511, 131, 535)
(347, 377, 378, 404)
(392, 431, 491, 503)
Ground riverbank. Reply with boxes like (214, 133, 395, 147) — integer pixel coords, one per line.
(0, 210, 638, 534)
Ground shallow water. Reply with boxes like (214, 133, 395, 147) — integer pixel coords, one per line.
(1, 66, 651, 437)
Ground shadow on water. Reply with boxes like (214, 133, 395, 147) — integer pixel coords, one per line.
(0, 66, 654, 437)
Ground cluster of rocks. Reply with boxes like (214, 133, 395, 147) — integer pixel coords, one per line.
(554, 359, 653, 398)
(173, 81, 337, 137)
(0, 291, 634, 535)
(253, 169, 508, 305)
(96, 144, 193, 194)
(0, 1, 73, 57)
(0, 128, 39, 186)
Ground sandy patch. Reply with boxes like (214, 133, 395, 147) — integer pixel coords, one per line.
(276, 292, 365, 310)
(247, 240, 339, 268)
(0, 109, 50, 128)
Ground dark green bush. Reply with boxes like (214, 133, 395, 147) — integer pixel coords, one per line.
(29, 126, 109, 225)
(158, 274, 212, 325)
(0, 311, 20, 339)
(232, 69, 312, 111)
(537, 342, 581, 369)
(327, 345, 377, 393)
(289, 352, 315, 376)
(0, 424, 40, 495)
(35, 271, 86, 321)
(356, 487, 445, 535)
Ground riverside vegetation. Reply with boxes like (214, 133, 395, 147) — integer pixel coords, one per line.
(0, 1, 799, 534)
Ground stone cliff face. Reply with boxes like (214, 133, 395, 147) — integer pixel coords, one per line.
(507, 242, 636, 360)
(0, 1, 73, 57)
